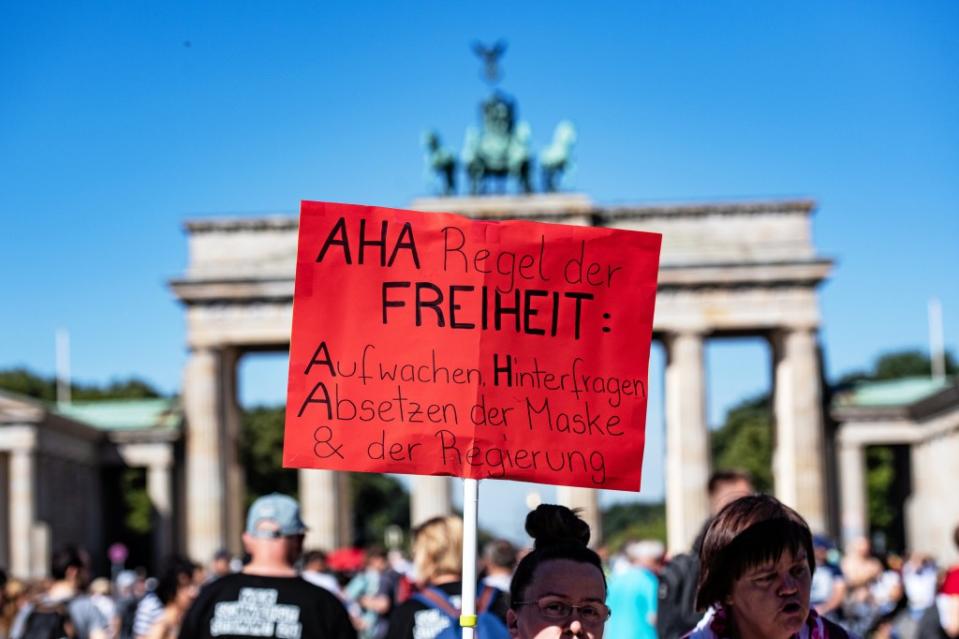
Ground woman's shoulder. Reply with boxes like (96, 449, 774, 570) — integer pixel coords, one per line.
(680, 609, 858, 639)
(681, 626, 718, 639)
(820, 616, 859, 639)
(680, 606, 719, 639)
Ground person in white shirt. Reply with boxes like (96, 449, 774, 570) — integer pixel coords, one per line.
(481, 539, 517, 594)
(301, 550, 343, 598)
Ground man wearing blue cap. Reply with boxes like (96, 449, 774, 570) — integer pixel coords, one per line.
(179, 493, 357, 639)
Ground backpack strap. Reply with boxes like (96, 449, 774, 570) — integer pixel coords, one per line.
(476, 585, 498, 614)
(412, 586, 461, 622)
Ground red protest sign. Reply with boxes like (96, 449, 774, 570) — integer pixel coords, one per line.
(283, 201, 661, 491)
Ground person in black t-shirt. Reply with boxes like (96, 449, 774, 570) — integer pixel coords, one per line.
(178, 493, 356, 639)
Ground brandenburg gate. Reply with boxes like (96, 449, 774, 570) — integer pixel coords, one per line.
(170, 193, 832, 560)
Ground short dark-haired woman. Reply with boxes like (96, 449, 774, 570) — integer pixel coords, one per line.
(508, 504, 609, 639)
(687, 494, 856, 639)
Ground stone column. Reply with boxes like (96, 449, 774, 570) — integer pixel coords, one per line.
(335, 472, 353, 547)
(906, 442, 931, 558)
(220, 347, 245, 555)
(837, 440, 866, 549)
(907, 434, 959, 564)
(771, 328, 826, 533)
(30, 522, 50, 580)
(0, 453, 9, 569)
(119, 443, 176, 566)
(9, 447, 35, 578)
(299, 469, 350, 549)
(411, 476, 452, 526)
(931, 435, 959, 565)
(664, 331, 710, 553)
(146, 453, 175, 566)
(556, 487, 603, 546)
(183, 347, 226, 563)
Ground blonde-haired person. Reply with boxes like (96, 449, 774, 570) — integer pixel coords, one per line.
(413, 516, 463, 585)
(88, 578, 118, 639)
(384, 516, 508, 639)
(1, 578, 29, 639)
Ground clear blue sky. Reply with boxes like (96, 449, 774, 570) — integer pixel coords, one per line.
(2, 2, 957, 540)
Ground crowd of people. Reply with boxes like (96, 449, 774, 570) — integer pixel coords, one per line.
(1, 475, 958, 639)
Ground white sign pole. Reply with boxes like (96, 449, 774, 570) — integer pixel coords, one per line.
(460, 478, 480, 639)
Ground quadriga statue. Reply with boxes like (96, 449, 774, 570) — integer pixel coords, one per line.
(461, 92, 532, 195)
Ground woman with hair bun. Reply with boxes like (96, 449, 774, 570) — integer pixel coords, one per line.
(688, 494, 855, 639)
(508, 504, 609, 639)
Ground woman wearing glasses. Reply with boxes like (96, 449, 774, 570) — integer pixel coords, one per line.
(508, 504, 610, 639)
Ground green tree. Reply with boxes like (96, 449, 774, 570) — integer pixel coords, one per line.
(241, 406, 299, 507)
(0, 367, 162, 401)
(601, 502, 666, 551)
(865, 446, 896, 531)
(835, 349, 957, 387)
(350, 473, 410, 547)
(72, 378, 161, 400)
(121, 468, 152, 534)
(872, 349, 957, 379)
(0, 368, 58, 400)
(710, 394, 774, 493)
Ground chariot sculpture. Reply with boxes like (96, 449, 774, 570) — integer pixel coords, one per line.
(423, 41, 575, 196)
